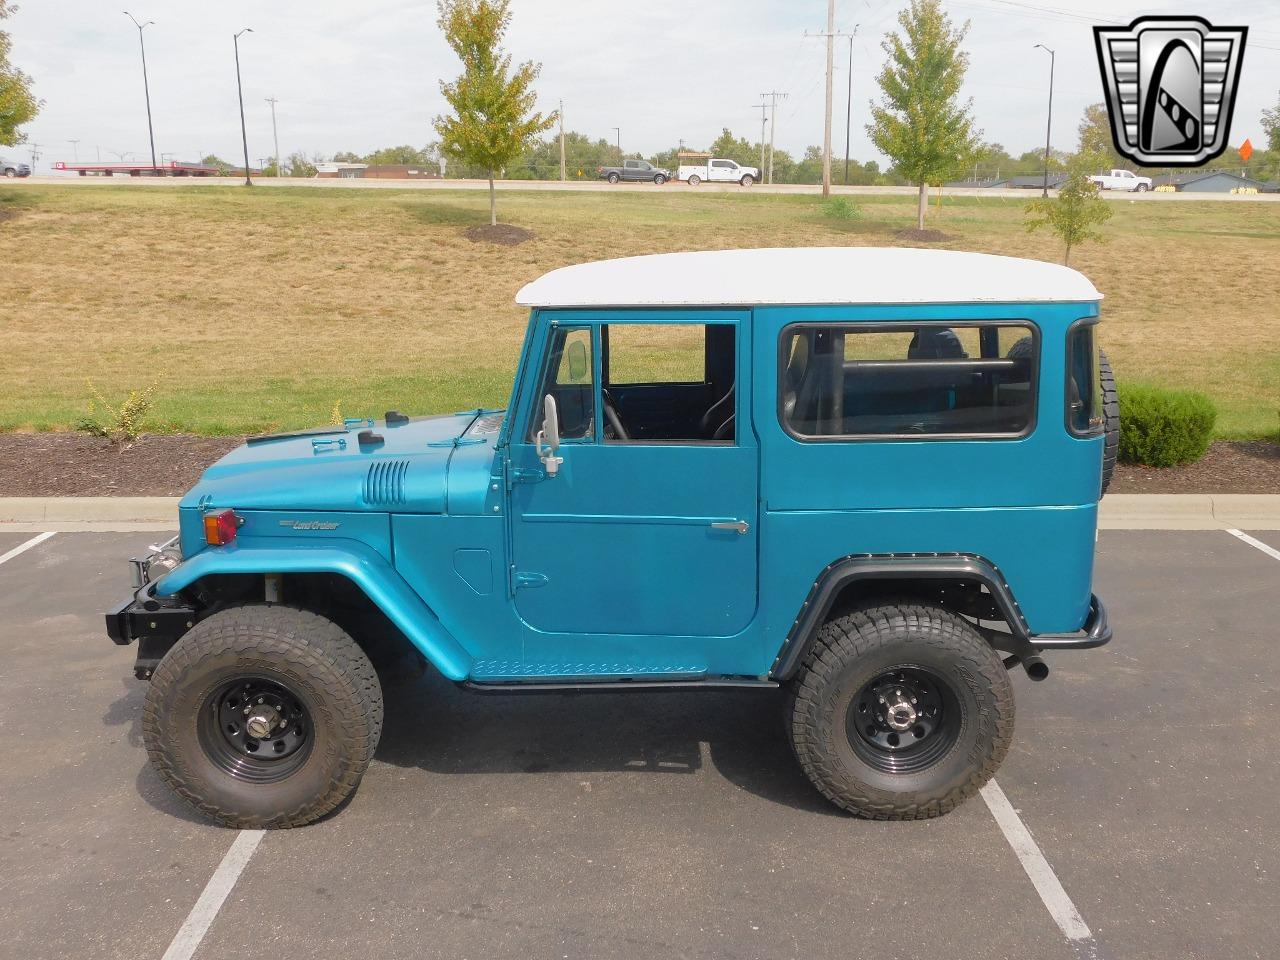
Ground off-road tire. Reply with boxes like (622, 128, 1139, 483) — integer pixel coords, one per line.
(787, 603, 1014, 819)
(142, 604, 383, 828)
(1099, 347, 1119, 495)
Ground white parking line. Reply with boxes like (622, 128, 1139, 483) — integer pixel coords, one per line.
(161, 830, 265, 960)
(0, 531, 55, 566)
(980, 779, 1093, 942)
(1227, 528, 1280, 563)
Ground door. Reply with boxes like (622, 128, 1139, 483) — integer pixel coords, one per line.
(508, 315, 758, 648)
(710, 159, 735, 182)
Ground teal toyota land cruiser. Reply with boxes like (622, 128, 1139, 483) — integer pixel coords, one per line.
(107, 247, 1116, 827)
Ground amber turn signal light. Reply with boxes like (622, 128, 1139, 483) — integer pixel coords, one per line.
(203, 509, 240, 546)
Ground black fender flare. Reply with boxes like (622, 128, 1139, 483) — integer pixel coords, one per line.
(768, 553, 1110, 681)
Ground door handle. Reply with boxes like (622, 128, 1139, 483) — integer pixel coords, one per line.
(710, 520, 750, 534)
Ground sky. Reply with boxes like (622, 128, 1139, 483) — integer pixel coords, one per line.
(5, 0, 1279, 172)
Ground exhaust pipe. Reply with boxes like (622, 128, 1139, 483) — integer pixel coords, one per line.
(1001, 652, 1050, 681)
(1021, 654, 1049, 681)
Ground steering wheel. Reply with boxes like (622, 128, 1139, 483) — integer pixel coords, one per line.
(601, 387, 630, 441)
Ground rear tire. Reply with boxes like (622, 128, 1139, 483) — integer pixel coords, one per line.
(787, 603, 1013, 819)
(687, 174, 701, 186)
(1099, 348, 1119, 494)
(607, 172, 620, 184)
(142, 604, 383, 828)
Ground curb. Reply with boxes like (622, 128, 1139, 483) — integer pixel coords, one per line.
(2, 495, 1279, 532)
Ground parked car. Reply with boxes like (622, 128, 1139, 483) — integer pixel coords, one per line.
(1088, 168, 1152, 192)
(677, 157, 758, 186)
(1, 157, 31, 178)
(597, 159, 670, 185)
(108, 247, 1116, 828)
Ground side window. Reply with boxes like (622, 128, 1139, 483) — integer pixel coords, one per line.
(1066, 321, 1104, 435)
(601, 323, 736, 443)
(780, 322, 1037, 439)
(531, 327, 594, 441)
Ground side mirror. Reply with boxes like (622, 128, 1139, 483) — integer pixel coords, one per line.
(535, 393, 564, 476)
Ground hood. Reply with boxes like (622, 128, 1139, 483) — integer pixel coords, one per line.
(179, 410, 504, 515)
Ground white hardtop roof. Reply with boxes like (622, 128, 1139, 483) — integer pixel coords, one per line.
(516, 247, 1102, 308)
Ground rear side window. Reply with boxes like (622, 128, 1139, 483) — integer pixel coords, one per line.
(780, 322, 1037, 439)
(1066, 321, 1105, 436)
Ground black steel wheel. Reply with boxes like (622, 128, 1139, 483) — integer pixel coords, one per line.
(847, 666, 961, 775)
(198, 676, 313, 783)
(787, 603, 1014, 819)
(143, 604, 383, 828)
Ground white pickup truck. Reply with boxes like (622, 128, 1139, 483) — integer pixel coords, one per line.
(1088, 169, 1152, 192)
(676, 157, 758, 186)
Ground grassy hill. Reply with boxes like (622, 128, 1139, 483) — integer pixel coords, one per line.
(0, 184, 1276, 437)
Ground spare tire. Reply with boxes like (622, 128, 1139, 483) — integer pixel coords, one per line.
(1099, 348, 1119, 495)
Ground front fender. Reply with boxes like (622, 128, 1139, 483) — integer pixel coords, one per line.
(152, 538, 473, 681)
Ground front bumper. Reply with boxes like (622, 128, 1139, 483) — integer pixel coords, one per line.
(106, 589, 198, 680)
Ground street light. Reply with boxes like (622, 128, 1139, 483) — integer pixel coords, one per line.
(1034, 43, 1055, 198)
(123, 12, 158, 173)
(234, 28, 254, 186)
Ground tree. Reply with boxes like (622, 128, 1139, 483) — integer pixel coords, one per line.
(1024, 159, 1112, 265)
(0, 0, 39, 147)
(284, 151, 317, 177)
(1076, 102, 1125, 173)
(433, 0, 555, 225)
(1262, 92, 1280, 181)
(200, 154, 235, 175)
(868, 0, 980, 229)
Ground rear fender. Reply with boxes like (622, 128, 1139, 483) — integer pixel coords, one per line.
(152, 538, 472, 680)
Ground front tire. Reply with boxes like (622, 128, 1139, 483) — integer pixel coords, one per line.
(142, 604, 383, 828)
(740, 174, 755, 186)
(787, 603, 1013, 819)
(653, 174, 667, 185)
(1135, 183, 1149, 192)
(3, 169, 16, 178)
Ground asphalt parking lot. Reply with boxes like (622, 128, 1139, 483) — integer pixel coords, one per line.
(2, 529, 1277, 960)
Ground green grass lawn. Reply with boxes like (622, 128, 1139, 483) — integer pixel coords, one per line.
(0, 184, 1277, 438)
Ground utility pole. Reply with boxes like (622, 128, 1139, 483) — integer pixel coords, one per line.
(760, 91, 788, 184)
(751, 99, 768, 174)
(68, 140, 80, 164)
(843, 28, 858, 185)
(1034, 44, 1055, 198)
(612, 126, 621, 158)
(559, 99, 566, 181)
(265, 97, 280, 175)
(806, 11, 857, 197)
(234, 28, 254, 186)
(28, 142, 41, 173)
(123, 12, 158, 173)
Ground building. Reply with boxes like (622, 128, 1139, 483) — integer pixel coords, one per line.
(1151, 171, 1270, 193)
(314, 162, 440, 180)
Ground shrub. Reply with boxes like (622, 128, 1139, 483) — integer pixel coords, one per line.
(76, 381, 156, 444)
(822, 196, 861, 221)
(1117, 384, 1216, 467)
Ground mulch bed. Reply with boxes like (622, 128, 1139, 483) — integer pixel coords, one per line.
(894, 228, 954, 243)
(1110, 441, 1280, 494)
(464, 223, 534, 245)
(0, 433, 244, 497)
(1, 433, 1277, 497)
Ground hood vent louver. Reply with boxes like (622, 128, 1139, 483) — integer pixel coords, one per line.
(363, 459, 410, 507)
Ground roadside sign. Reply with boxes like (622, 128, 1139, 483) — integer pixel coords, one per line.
(1239, 139, 1253, 162)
